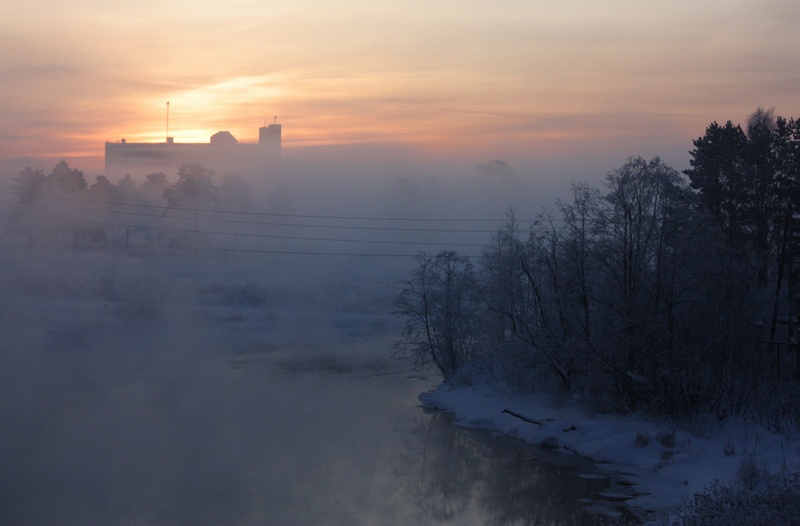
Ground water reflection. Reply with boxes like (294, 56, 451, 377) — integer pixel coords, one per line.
(0, 335, 641, 525)
(400, 410, 641, 525)
(0, 248, 644, 525)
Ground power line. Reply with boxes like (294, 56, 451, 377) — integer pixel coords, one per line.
(0, 194, 501, 233)
(0, 202, 489, 258)
(0, 189, 524, 224)
(0, 198, 495, 238)
(162, 245, 483, 258)
(68, 217, 488, 248)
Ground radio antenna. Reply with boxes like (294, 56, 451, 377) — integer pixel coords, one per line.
(166, 101, 170, 142)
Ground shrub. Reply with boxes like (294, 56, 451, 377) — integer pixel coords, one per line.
(634, 431, 651, 447)
(722, 438, 736, 457)
(736, 456, 769, 491)
(681, 469, 800, 526)
(656, 430, 676, 448)
(393, 252, 481, 380)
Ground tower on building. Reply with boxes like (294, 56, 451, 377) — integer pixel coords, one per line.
(259, 117, 282, 150)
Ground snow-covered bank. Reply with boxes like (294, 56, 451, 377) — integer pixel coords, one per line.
(420, 382, 800, 521)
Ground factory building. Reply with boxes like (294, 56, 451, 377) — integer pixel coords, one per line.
(104, 123, 282, 179)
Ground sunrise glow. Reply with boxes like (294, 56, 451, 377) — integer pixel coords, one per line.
(1, 0, 799, 171)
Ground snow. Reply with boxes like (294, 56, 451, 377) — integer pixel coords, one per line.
(419, 382, 800, 522)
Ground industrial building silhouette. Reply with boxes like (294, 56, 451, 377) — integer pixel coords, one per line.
(104, 123, 282, 178)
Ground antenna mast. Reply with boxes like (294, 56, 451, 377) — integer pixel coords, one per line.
(166, 101, 170, 142)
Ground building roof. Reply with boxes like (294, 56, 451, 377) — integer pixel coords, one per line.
(210, 131, 238, 146)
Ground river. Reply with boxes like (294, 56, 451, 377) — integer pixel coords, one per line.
(0, 250, 640, 525)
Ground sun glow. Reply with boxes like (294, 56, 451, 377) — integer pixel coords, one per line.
(171, 76, 285, 117)
(1, 0, 799, 168)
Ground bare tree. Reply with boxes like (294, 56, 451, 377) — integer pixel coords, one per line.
(394, 251, 481, 380)
(480, 207, 527, 343)
(556, 182, 601, 342)
(478, 207, 573, 389)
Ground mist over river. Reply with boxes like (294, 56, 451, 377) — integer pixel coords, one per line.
(0, 247, 636, 525)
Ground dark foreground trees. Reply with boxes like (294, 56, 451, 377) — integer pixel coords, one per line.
(396, 151, 800, 427)
(682, 468, 800, 526)
(685, 108, 800, 286)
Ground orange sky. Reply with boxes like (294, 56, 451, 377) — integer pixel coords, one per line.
(1, 0, 799, 172)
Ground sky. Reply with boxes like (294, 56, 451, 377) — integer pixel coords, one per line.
(1, 0, 799, 173)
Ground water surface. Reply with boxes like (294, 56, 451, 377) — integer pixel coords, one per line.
(0, 250, 639, 524)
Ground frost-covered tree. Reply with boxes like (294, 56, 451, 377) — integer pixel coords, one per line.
(480, 207, 527, 343)
(393, 150, 799, 421)
(587, 157, 712, 409)
(394, 251, 481, 380)
(478, 208, 565, 390)
(556, 182, 601, 342)
(774, 116, 800, 211)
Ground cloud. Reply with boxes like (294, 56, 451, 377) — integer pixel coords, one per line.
(1, 1, 799, 161)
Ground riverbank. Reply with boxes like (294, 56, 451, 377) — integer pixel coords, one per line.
(420, 382, 800, 523)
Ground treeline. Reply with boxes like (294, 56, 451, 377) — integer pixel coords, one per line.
(395, 108, 800, 428)
(5, 161, 256, 248)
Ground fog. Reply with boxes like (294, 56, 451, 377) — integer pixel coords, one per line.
(0, 145, 641, 524)
(0, 244, 427, 524)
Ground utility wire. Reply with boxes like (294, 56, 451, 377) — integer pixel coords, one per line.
(0, 195, 500, 234)
(0, 189, 526, 224)
(67, 217, 488, 248)
(0, 201, 489, 258)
